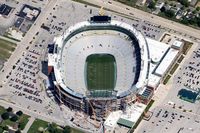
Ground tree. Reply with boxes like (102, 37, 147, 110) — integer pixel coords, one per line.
(148, 1, 156, 10)
(16, 111, 23, 116)
(63, 126, 71, 133)
(3, 125, 8, 131)
(180, 6, 185, 10)
(18, 121, 26, 130)
(189, 17, 197, 25)
(196, 7, 200, 11)
(178, 0, 189, 7)
(1, 112, 9, 120)
(15, 130, 21, 133)
(192, 10, 197, 14)
(165, 10, 175, 18)
(0, 127, 3, 133)
(196, 17, 200, 27)
(181, 17, 189, 25)
(6, 107, 13, 112)
(187, 8, 191, 12)
(10, 115, 18, 122)
(160, 6, 166, 12)
(48, 123, 62, 133)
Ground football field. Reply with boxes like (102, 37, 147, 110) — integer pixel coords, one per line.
(86, 54, 116, 91)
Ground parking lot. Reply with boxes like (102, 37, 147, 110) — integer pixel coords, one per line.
(136, 39, 200, 133)
(176, 48, 200, 92)
(0, 0, 199, 132)
(161, 43, 200, 112)
(0, 0, 115, 132)
(42, 0, 165, 41)
(0, 0, 48, 35)
(138, 106, 200, 133)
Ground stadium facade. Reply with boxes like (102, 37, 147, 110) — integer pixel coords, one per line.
(47, 16, 150, 120)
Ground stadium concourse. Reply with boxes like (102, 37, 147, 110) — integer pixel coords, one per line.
(47, 16, 150, 120)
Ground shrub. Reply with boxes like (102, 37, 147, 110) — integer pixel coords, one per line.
(63, 126, 71, 133)
(15, 130, 21, 133)
(0, 127, 3, 133)
(3, 125, 8, 131)
(18, 122, 26, 130)
(148, 1, 156, 10)
(16, 111, 23, 116)
(165, 10, 175, 18)
(10, 115, 18, 122)
(6, 107, 13, 112)
(1, 112, 9, 120)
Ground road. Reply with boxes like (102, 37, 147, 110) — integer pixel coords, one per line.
(82, 0, 200, 40)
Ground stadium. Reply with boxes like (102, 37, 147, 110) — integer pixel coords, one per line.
(47, 16, 150, 120)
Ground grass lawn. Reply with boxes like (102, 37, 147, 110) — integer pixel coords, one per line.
(72, 0, 100, 8)
(0, 105, 30, 131)
(1, 119, 15, 127)
(18, 114, 30, 130)
(0, 106, 6, 115)
(0, 127, 3, 133)
(0, 114, 30, 130)
(182, 41, 192, 55)
(114, 0, 138, 7)
(27, 119, 48, 133)
(177, 55, 184, 63)
(163, 75, 171, 85)
(144, 99, 154, 112)
(28, 119, 84, 133)
(169, 63, 179, 75)
(131, 100, 154, 132)
(86, 54, 116, 91)
(71, 128, 84, 133)
(0, 38, 16, 60)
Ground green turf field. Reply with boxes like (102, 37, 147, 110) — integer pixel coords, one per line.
(86, 54, 116, 91)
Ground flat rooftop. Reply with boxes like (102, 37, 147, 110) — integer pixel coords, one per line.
(104, 102, 146, 131)
(155, 48, 179, 76)
(147, 37, 169, 64)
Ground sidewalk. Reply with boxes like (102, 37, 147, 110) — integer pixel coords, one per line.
(22, 117, 35, 133)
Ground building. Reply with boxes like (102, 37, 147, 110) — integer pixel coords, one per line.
(18, 4, 40, 21)
(0, 4, 12, 17)
(47, 16, 150, 120)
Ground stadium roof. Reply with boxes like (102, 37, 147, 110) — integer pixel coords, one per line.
(49, 20, 150, 98)
(144, 38, 169, 88)
(147, 74, 161, 88)
(146, 37, 169, 64)
(146, 38, 181, 88)
(155, 48, 179, 76)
